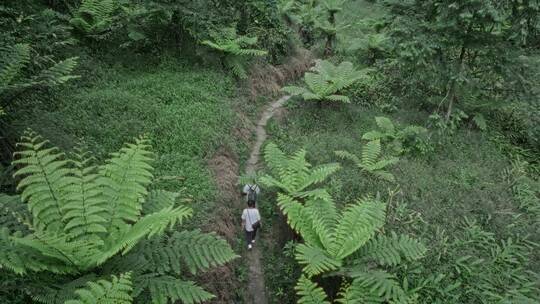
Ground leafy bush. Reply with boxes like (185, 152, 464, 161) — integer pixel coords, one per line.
(283, 59, 369, 104)
(335, 139, 399, 182)
(202, 28, 267, 79)
(70, 0, 116, 38)
(362, 116, 430, 155)
(0, 132, 237, 303)
(261, 142, 426, 303)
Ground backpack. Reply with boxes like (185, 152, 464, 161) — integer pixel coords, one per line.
(247, 184, 258, 203)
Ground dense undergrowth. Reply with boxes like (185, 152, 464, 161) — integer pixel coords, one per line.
(2, 0, 540, 303)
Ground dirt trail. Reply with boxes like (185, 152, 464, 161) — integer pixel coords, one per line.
(244, 95, 291, 304)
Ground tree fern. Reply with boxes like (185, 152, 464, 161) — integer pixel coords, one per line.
(362, 116, 428, 155)
(146, 276, 214, 304)
(283, 60, 368, 104)
(0, 43, 78, 98)
(351, 232, 427, 267)
(64, 273, 133, 304)
(296, 275, 331, 304)
(263, 142, 425, 303)
(201, 28, 267, 79)
(260, 142, 340, 196)
(336, 140, 399, 182)
(70, 0, 116, 36)
(1, 131, 237, 303)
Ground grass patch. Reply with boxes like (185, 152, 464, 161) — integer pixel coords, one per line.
(13, 57, 237, 215)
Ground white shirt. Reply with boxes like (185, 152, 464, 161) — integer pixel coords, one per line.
(242, 208, 260, 232)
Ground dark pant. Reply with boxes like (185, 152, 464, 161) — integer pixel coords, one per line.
(245, 228, 257, 244)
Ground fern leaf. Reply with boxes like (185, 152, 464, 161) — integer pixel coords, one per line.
(375, 117, 395, 134)
(296, 243, 342, 277)
(0, 43, 31, 93)
(163, 229, 238, 275)
(32, 57, 79, 87)
(145, 275, 214, 304)
(360, 140, 382, 168)
(298, 163, 341, 194)
(62, 150, 107, 241)
(334, 150, 361, 165)
(13, 132, 70, 233)
(64, 273, 133, 304)
(277, 193, 322, 247)
(346, 270, 407, 303)
(225, 55, 248, 79)
(295, 275, 331, 304)
(353, 232, 427, 266)
(0, 227, 72, 274)
(142, 190, 178, 215)
(97, 206, 192, 264)
(282, 85, 310, 96)
(326, 94, 350, 103)
(99, 136, 154, 231)
(304, 198, 338, 250)
(361, 131, 385, 141)
(329, 198, 386, 259)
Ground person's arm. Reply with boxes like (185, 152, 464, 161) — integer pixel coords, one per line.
(241, 209, 246, 229)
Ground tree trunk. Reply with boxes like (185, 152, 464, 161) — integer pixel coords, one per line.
(445, 46, 467, 122)
(323, 12, 336, 57)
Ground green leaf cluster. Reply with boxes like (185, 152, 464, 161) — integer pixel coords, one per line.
(283, 60, 369, 103)
(0, 132, 237, 303)
(261, 142, 426, 303)
(201, 27, 267, 79)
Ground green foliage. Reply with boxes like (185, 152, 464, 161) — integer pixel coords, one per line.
(0, 132, 237, 303)
(202, 28, 267, 79)
(0, 43, 78, 98)
(64, 273, 133, 304)
(70, 0, 116, 37)
(283, 60, 369, 103)
(262, 142, 426, 303)
(362, 116, 430, 155)
(335, 140, 399, 182)
(295, 275, 331, 304)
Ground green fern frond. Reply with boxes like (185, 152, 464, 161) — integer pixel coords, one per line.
(0, 43, 31, 92)
(99, 136, 154, 231)
(70, 0, 116, 35)
(329, 198, 386, 259)
(352, 232, 427, 266)
(62, 149, 107, 241)
(142, 190, 178, 215)
(334, 150, 360, 164)
(296, 243, 342, 277)
(326, 95, 350, 103)
(225, 56, 248, 79)
(33, 57, 79, 87)
(295, 275, 331, 304)
(64, 273, 133, 304)
(282, 85, 310, 96)
(146, 275, 214, 304)
(98, 206, 192, 264)
(346, 270, 407, 303)
(304, 198, 338, 250)
(13, 132, 71, 233)
(361, 140, 382, 168)
(361, 130, 386, 141)
(375, 116, 395, 134)
(277, 193, 322, 247)
(0, 227, 73, 274)
(30, 274, 97, 304)
(162, 229, 238, 275)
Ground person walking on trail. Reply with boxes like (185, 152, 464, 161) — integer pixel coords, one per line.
(241, 199, 261, 250)
(242, 183, 260, 203)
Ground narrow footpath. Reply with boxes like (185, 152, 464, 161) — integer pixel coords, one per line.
(244, 95, 291, 304)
